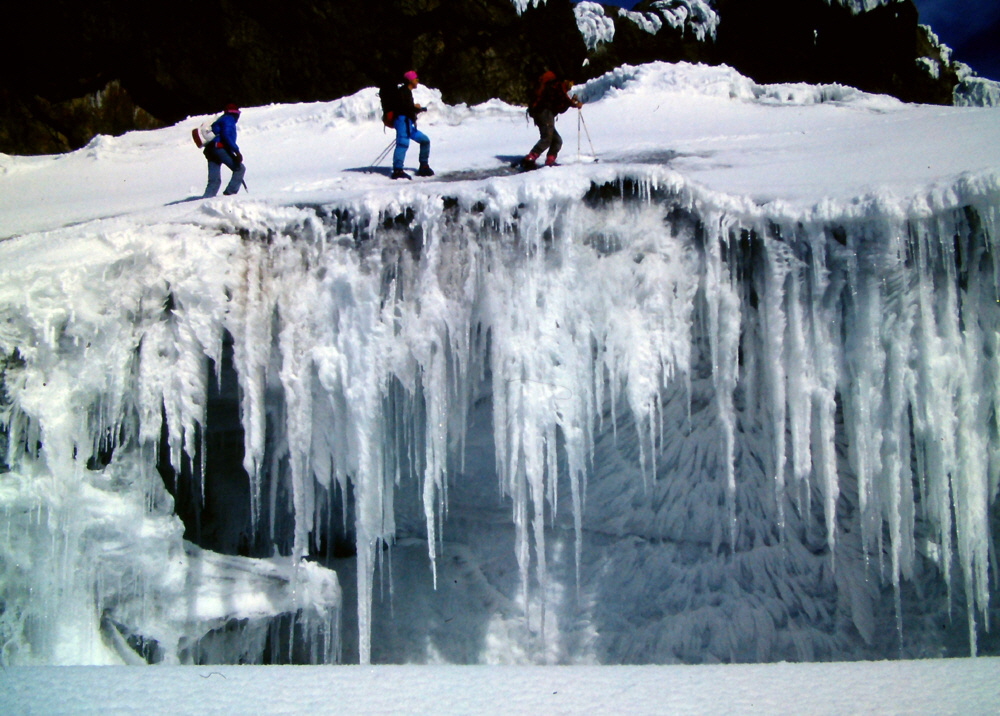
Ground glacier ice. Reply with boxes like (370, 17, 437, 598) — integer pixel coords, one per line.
(1, 159, 999, 665)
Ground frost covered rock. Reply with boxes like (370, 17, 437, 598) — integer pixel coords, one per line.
(954, 76, 1000, 107)
(917, 57, 941, 80)
(915, 25, 1000, 109)
(617, 1, 719, 43)
(509, 0, 547, 13)
(618, 8, 663, 36)
(830, 0, 901, 14)
(574, 1, 616, 50)
(651, 0, 719, 42)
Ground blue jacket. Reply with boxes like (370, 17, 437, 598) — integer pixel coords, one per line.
(211, 113, 240, 155)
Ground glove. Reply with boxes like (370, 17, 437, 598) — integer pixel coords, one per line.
(232, 151, 243, 165)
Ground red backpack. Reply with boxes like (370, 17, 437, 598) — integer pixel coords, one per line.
(529, 71, 559, 116)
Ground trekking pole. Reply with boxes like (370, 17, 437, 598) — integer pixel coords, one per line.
(579, 109, 597, 160)
(577, 110, 582, 163)
(370, 138, 395, 172)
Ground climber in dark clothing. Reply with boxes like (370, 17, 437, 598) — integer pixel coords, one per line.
(203, 103, 246, 197)
(391, 71, 433, 179)
(521, 71, 583, 170)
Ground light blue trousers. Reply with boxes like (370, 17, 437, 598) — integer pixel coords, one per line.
(204, 145, 247, 197)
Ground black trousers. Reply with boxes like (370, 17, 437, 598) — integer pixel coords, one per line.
(529, 109, 562, 157)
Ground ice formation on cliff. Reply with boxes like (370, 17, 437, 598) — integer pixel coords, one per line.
(1, 62, 999, 666)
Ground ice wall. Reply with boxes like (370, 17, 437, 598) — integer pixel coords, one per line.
(0, 221, 341, 665)
(1, 165, 999, 665)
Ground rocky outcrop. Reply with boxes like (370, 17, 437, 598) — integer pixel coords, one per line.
(583, 0, 964, 105)
(576, 1, 717, 79)
(0, 0, 584, 155)
(712, 0, 958, 104)
(0, 0, 982, 155)
(0, 82, 162, 156)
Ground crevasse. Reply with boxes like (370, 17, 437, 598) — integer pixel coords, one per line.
(0, 166, 998, 665)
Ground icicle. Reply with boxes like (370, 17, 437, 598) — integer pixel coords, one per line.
(909, 220, 951, 599)
(762, 236, 792, 537)
(879, 223, 918, 636)
(843, 232, 885, 564)
(784, 243, 814, 493)
(231, 243, 275, 529)
(950, 211, 993, 655)
(703, 214, 740, 546)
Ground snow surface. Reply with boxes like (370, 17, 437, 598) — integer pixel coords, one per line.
(3, 63, 996, 240)
(4, 658, 1000, 715)
(2, 61, 1000, 711)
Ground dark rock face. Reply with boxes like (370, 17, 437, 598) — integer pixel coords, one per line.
(713, 0, 958, 104)
(0, 0, 585, 155)
(0, 82, 162, 156)
(586, 0, 961, 104)
(0, 0, 968, 155)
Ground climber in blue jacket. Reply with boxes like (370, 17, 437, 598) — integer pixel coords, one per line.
(203, 103, 247, 197)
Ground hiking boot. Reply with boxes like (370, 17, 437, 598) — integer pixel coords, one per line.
(519, 152, 539, 171)
(416, 164, 435, 177)
(391, 168, 412, 180)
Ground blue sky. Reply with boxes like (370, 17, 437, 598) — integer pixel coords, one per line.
(588, 0, 1000, 81)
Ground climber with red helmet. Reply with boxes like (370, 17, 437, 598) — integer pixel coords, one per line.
(521, 71, 582, 170)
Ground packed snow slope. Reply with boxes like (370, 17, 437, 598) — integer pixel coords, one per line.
(2, 61, 997, 239)
(1, 62, 1000, 669)
(5, 659, 1000, 715)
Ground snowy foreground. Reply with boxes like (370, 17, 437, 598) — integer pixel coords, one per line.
(2, 60, 1000, 710)
(4, 659, 999, 715)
